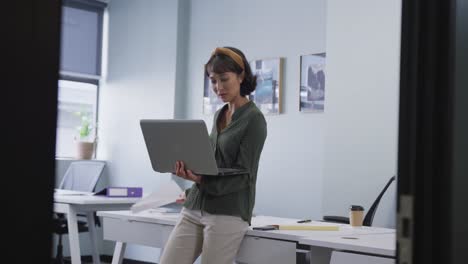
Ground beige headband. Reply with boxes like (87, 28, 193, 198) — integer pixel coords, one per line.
(211, 47, 245, 70)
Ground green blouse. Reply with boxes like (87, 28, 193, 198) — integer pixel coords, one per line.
(183, 101, 267, 224)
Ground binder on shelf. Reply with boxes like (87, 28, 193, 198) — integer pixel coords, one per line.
(94, 187, 143, 197)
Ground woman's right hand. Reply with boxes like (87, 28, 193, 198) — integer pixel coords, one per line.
(174, 161, 202, 183)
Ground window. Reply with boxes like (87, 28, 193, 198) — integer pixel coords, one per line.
(56, 80, 98, 157)
(56, 0, 106, 158)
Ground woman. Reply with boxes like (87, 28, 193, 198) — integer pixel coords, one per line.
(159, 47, 267, 264)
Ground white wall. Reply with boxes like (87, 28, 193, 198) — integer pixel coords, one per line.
(97, 0, 182, 261)
(184, 0, 401, 226)
(99, 0, 179, 196)
(321, 0, 401, 228)
(173, 0, 190, 119)
(184, 0, 328, 220)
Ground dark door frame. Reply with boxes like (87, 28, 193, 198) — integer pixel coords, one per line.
(4, 1, 61, 262)
(397, 0, 468, 263)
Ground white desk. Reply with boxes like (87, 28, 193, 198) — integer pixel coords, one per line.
(54, 192, 140, 264)
(299, 232, 396, 256)
(97, 210, 396, 264)
(99, 211, 331, 264)
(300, 231, 396, 264)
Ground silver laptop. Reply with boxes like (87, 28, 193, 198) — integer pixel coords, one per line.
(140, 119, 247, 176)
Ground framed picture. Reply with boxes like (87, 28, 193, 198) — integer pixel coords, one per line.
(203, 75, 224, 115)
(249, 58, 283, 114)
(300, 53, 326, 112)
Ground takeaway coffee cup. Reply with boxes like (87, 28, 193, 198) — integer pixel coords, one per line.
(349, 205, 364, 227)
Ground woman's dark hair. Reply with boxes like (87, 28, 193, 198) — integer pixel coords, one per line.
(205, 47, 257, 96)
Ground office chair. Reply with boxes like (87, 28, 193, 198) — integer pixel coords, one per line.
(53, 161, 105, 264)
(322, 175, 396, 226)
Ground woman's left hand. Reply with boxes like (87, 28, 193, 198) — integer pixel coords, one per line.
(174, 161, 202, 184)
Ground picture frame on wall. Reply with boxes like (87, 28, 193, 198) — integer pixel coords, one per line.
(203, 74, 224, 115)
(300, 53, 326, 112)
(249, 57, 283, 114)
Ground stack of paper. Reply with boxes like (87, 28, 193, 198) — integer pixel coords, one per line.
(274, 224, 339, 231)
(54, 189, 93, 196)
(131, 180, 182, 213)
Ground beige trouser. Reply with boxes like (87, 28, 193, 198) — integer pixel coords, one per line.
(159, 208, 249, 264)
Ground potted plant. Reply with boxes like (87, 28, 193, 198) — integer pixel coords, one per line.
(74, 111, 96, 160)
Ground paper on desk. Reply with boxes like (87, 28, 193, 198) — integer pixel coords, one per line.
(131, 180, 182, 213)
(275, 224, 340, 231)
(54, 189, 93, 196)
